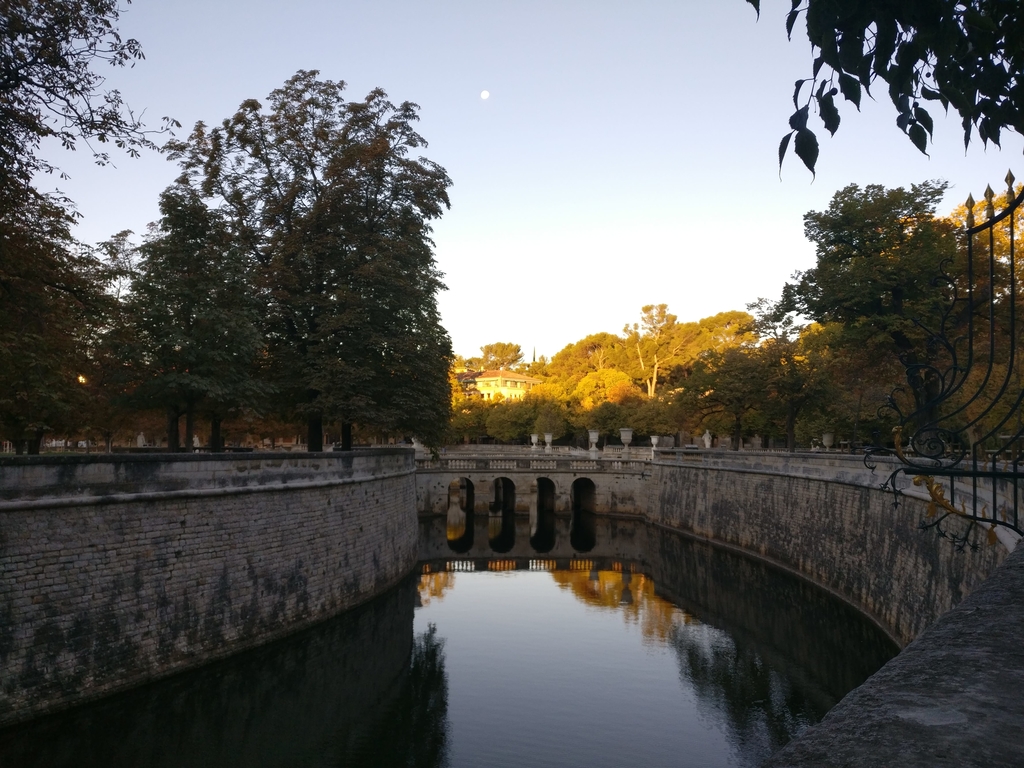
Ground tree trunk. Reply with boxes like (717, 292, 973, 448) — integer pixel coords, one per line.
(732, 416, 742, 451)
(185, 404, 195, 452)
(27, 430, 43, 455)
(308, 412, 323, 452)
(210, 415, 223, 453)
(14, 439, 25, 455)
(341, 422, 353, 451)
(786, 405, 797, 452)
(167, 406, 181, 452)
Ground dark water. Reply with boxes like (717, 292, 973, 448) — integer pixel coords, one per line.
(0, 519, 896, 767)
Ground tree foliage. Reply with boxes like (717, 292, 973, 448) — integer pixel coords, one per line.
(748, 0, 1024, 172)
(167, 70, 453, 447)
(125, 185, 267, 450)
(0, 0, 172, 198)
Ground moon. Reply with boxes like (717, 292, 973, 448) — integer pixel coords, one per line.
(480, 90, 490, 100)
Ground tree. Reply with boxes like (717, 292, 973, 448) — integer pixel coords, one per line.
(476, 342, 524, 371)
(124, 185, 267, 451)
(784, 182, 958, 417)
(0, 190, 103, 452)
(0, 0, 172, 200)
(751, 1, 1024, 173)
(623, 304, 687, 399)
(681, 347, 767, 451)
(546, 332, 625, 391)
(168, 71, 453, 449)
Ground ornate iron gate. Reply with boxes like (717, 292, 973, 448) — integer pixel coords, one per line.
(869, 172, 1024, 550)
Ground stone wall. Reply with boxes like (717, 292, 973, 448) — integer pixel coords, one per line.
(645, 460, 1006, 646)
(0, 450, 418, 727)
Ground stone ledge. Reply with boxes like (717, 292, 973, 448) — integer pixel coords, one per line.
(765, 539, 1024, 768)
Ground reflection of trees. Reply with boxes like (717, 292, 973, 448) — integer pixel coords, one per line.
(668, 623, 820, 766)
(418, 573, 457, 607)
(550, 569, 697, 643)
(347, 623, 450, 768)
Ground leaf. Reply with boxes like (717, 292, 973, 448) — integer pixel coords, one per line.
(786, 8, 799, 39)
(793, 79, 807, 109)
(778, 131, 793, 170)
(745, 0, 760, 17)
(908, 122, 929, 154)
(838, 73, 862, 108)
(819, 93, 840, 135)
(789, 105, 809, 131)
(913, 105, 933, 136)
(793, 128, 819, 174)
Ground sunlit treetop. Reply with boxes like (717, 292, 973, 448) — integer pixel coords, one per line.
(746, 0, 1024, 173)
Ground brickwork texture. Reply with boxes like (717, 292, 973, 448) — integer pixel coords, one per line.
(0, 450, 418, 727)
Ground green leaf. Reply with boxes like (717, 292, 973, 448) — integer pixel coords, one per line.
(908, 122, 928, 154)
(819, 93, 840, 135)
(778, 131, 793, 170)
(745, 0, 760, 17)
(794, 128, 819, 174)
(789, 105, 810, 131)
(838, 73, 862, 109)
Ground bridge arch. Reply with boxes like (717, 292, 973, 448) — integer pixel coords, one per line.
(530, 477, 557, 553)
(570, 477, 597, 552)
(446, 477, 475, 553)
(489, 477, 516, 553)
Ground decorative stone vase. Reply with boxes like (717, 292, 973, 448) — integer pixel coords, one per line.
(823, 432, 835, 450)
(544, 432, 553, 454)
(531, 433, 539, 451)
(620, 427, 633, 458)
(588, 429, 600, 458)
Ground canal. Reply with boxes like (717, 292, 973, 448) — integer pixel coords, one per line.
(0, 518, 896, 767)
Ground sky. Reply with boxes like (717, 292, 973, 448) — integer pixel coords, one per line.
(41, 0, 1024, 360)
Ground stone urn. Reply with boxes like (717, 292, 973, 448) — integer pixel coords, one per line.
(620, 427, 633, 458)
(531, 433, 539, 451)
(588, 429, 600, 458)
(823, 432, 835, 450)
(544, 432, 553, 453)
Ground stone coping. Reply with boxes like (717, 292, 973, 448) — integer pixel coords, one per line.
(766, 539, 1024, 767)
(0, 449, 414, 508)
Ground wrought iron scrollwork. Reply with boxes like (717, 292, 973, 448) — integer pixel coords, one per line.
(865, 172, 1024, 550)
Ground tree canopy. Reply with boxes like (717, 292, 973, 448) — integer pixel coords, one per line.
(167, 70, 453, 448)
(0, 0, 172, 199)
(749, 0, 1024, 172)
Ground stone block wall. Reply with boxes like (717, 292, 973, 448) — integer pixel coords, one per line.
(645, 463, 1006, 646)
(0, 450, 418, 727)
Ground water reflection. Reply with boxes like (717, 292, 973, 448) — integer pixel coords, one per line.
(0, 520, 896, 768)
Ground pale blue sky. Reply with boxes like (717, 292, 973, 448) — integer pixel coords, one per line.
(44, 0, 1024, 358)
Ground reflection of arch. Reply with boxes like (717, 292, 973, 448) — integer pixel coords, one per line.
(570, 477, 596, 552)
(530, 477, 556, 553)
(489, 477, 516, 553)
(447, 478, 474, 553)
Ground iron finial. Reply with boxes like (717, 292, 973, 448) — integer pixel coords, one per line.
(966, 193, 976, 228)
(985, 184, 996, 220)
(1007, 170, 1017, 204)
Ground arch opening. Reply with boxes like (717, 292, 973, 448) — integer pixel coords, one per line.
(488, 477, 516, 553)
(446, 478, 475, 553)
(530, 477, 556, 553)
(570, 477, 597, 552)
